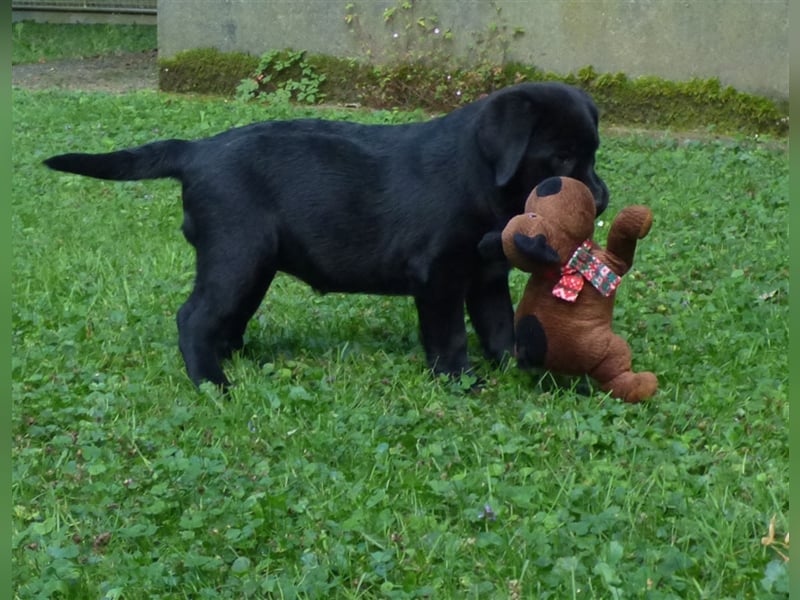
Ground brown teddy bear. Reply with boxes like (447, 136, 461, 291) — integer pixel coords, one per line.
(480, 176, 657, 403)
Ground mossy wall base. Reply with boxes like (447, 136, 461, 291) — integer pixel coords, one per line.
(158, 48, 788, 138)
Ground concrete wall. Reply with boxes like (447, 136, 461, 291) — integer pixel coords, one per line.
(157, 0, 788, 100)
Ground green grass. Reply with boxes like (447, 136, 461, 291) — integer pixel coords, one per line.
(11, 21, 790, 599)
(11, 85, 788, 599)
(11, 21, 157, 65)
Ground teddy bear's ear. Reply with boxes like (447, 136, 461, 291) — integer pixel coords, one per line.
(533, 177, 564, 197)
(513, 233, 561, 264)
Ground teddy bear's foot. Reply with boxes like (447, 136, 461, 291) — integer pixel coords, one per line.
(601, 371, 658, 403)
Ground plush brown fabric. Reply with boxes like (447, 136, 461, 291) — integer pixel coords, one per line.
(502, 176, 657, 403)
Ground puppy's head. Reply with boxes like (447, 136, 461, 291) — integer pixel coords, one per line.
(477, 82, 609, 218)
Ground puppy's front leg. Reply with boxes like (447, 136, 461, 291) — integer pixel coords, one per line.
(414, 292, 470, 377)
(466, 262, 515, 365)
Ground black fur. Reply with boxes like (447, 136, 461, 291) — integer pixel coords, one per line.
(44, 82, 609, 387)
(515, 314, 549, 369)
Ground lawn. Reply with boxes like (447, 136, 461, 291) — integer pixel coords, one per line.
(11, 21, 157, 64)
(12, 26, 788, 600)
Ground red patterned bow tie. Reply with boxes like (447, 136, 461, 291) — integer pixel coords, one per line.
(552, 241, 621, 302)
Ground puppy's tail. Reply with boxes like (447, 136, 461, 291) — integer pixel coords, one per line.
(43, 139, 189, 182)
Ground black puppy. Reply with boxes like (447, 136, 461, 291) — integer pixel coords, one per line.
(44, 81, 608, 388)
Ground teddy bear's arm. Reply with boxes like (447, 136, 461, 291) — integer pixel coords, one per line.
(513, 233, 561, 264)
(605, 206, 653, 270)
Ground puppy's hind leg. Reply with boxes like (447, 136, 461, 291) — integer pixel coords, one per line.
(215, 271, 275, 361)
(177, 290, 230, 387)
(177, 242, 277, 388)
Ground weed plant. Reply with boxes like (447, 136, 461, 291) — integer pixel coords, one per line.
(12, 86, 788, 599)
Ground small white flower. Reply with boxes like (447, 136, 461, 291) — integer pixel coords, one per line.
(392, 32, 399, 38)
(434, 27, 440, 34)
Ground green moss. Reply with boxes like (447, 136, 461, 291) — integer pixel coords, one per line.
(564, 66, 788, 137)
(157, 49, 787, 138)
(158, 48, 258, 96)
(309, 54, 378, 104)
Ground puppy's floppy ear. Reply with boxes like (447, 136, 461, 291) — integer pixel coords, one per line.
(477, 92, 537, 187)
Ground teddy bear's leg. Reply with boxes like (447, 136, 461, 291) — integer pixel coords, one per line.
(514, 314, 548, 369)
(601, 371, 658, 403)
(591, 335, 657, 403)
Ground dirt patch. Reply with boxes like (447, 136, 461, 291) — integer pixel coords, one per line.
(12, 50, 158, 93)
